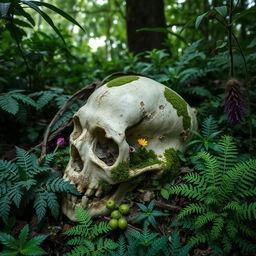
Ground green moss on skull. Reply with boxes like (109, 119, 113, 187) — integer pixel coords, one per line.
(110, 161, 130, 183)
(162, 148, 180, 180)
(107, 76, 139, 88)
(110, 147, 160, 183)
(164, 88, 191, 130)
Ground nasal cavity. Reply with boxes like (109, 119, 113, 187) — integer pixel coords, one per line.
(71, 115, 82, 140)
(93, 128, 119, 166)
(71, 145, 84, 172)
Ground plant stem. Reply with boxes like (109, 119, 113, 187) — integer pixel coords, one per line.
(228, 0, 234, 77)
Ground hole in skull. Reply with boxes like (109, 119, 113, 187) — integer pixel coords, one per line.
(71, 145, 84, 172)
(93, 128, 119, 166)
(71, 115, 82, 140)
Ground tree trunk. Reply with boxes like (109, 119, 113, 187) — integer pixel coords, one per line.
(126, 0, 167, 53)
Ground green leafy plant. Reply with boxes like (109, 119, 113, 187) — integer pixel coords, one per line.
(186, 115, 221, 153)
(0, 224, 48, 255)
(108, 223, 191, 256)
(0, 0, 84, 44)
(0, 90, 37, 117)
(63, 207, 117, 256)
(133, 200, 166, 228)
(0, 147, 79, 223)
(167, 135, 256, 254)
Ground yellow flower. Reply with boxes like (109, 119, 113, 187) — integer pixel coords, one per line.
(137, 138, 148, 147)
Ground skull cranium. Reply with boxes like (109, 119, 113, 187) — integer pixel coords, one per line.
(62, 76, 197, 220)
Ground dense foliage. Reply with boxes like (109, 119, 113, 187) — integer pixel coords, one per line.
(0, 0, 256, 255)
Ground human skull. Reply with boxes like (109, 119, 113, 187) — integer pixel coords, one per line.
(62, 76, 197, 220)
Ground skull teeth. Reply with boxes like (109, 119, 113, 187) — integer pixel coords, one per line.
(82, 195, 89, 207)
(85, 188, 95, 197)
(95, 188, 103, 197)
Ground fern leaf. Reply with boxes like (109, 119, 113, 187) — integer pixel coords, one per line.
(148, 235, 168, 256)
(238, 224, 256, 238)
(178, 203, 207, 219)
(194, 212, 217, 229)
(64, 245, 86, 256)
(222, 236, 232, 254)
(188, 232, 208, 247)
(210, 217, 224, 240)
(66, 236, 85, 246)
(45, 177, 79, 195)
(8, 187, 23, 207)
(168, 184, 203, 201)
(11, 93, 37, 108)
(102, 238, 117, 250)
(47, 192, 59, 219)
(0, 195, 11, 223)
(183, 172, 205, 188)
(74, 207, 93, 227)
(33, 91, 56, 109)
(34, 192, 48, 222)
(236, 237, 256, 254)
(91, 222, 111, 239)
(0, 94, 19, 115)
(201, 115, 218, 138)
(64, 225, 87, 237)
(109, 235, 126, 256)
(16, 147, 33, 177)
(0, 160, 19, 181)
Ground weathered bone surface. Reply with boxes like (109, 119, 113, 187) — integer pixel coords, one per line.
(62, 76, 197, 221)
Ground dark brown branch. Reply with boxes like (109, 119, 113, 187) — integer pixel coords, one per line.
(155, 200, 182, 211)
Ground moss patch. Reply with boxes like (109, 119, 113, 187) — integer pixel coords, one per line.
(110, 161, 130, 183)
(98, 180, 112, 194)
(107, 76, 139, 88)
(164, 88, 191, 130)
(110, 147, 160, 183)
(161, 148, 180, 180)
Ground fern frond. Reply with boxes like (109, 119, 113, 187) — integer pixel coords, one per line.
(183, 172, 205, 188)
(188, 232, 208, 247)
(0, 181, 12, 196)
(102, 238, 117, 250)
(226, 220, 238, 239)
(8, 187, 23, 207)
(16, 147, 33, 177)
(66, 236, 85, 246)
(0, 195, 11, 223)
(168, 184, 203, 200)
(108, 235, 126, 256)
(64, 245, 86, 256)
(178, 203, 207, 219)
(148, 235, 168, 256)
(236, 237, 256, 254)
(51, 111, 73, 132)
(33, 192, 48, 222)
(11, 93, 37, 108)
(74, 207, 93, 227)
(222, 236, 232, 254)
(201, 115, 218, 138)
(194, 212, 217, 229)
(238, 224, 256, 238)
(210, 217, 224, 240)
(91, 221, 111, 239)
(63, 225, 87, 237)
(216, 136, 238, 172)
(45, 177, 79, 195)
(0, 160, 19, 181)
(0, 94, 19, 115)
(47, 192, 59, 219)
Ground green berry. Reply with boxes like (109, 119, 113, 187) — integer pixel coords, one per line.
(106, 199, 116, 210)
(119, 204, 130, 215)
(111, 210, 121, 219)
(118, 218, 128, 229)
(109, 219, 118, 229)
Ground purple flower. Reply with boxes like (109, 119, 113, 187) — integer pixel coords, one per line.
(224, 79, 245, 124)
(129, 146, 136, 153)
(57, 137, 65, 145)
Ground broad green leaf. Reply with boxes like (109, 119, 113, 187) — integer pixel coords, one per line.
(0, 232, 18, 250)
(148, 199, 155, 211)
(30, 1, 84, 31)
(0, 2, 11, 17)
(20, 245, 47, 255)
(136, 202, 148, 212)
(214, 6, 227, 17)
(20, 0, 65, 44)
(247, 38, 256, 49)
(14, 2, 35, 26)
(160, 188, 169, 200)
(13, 18, 33, 28)
(233, 6, 256, 21)
(195, 12, 208, 29)
(18, 225, 29, 247)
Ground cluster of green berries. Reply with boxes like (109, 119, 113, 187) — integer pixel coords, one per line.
(106, 199, 130, 230)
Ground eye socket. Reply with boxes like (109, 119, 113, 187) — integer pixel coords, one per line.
(71, 115, 82, 140)
(93, 128, 119, 166)
(71, 145, 84, 172)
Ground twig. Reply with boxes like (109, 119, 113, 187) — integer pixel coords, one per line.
(155, 200, 182, 211)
